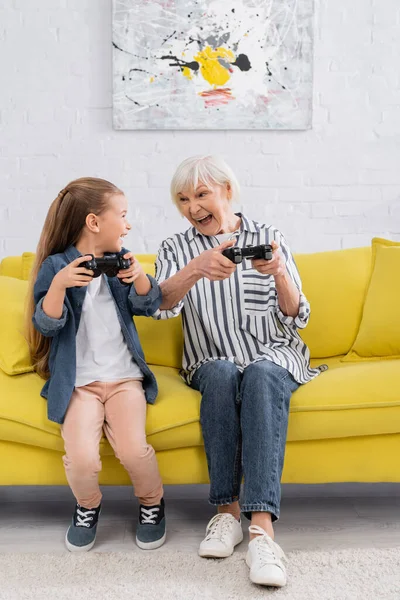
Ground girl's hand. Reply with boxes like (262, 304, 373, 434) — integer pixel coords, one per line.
(117, 252, 144, 284)
(53, 255, 94, 289)
(251, 241, 286, 279)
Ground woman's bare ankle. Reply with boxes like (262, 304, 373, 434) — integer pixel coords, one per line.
(218, 501, 241, 521)
(249, 512, 274, 540)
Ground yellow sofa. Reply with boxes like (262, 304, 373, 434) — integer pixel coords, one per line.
(0, 247, 399, 486)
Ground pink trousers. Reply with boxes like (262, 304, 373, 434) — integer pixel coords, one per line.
(61, 379, 163, 509)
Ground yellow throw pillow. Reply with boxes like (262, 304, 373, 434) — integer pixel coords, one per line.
(22, 252, 35, 280)
(343, 238, 400, 361)
(297, 247, 371, 358)
(0, 277, 34, 375)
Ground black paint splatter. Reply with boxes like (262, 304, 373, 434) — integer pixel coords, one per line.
(265, 61, 287, 90)
(233, 54, 251, 71)
(113, 41, 149, 60)
(125, 94, 141, 107)
(160, 55, 199, 72)
(161, 30, 177, 46)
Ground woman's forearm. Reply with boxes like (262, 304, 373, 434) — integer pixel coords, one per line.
(274, 271, 300, 318)
(159, 260, 202, 310)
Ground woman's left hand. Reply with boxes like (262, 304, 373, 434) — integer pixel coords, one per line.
(117, 252, 145, 284)
(251, 241, 286, 279)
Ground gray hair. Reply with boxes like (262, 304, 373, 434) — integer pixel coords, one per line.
(170, 155, 240, 207)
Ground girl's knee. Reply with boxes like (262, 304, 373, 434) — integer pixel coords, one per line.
(116, 442, 153, 468)
(63, 451, 102, 475)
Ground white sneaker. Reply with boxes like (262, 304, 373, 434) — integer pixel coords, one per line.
(246, 525, 287, 587)
(199, 513, 243, 558)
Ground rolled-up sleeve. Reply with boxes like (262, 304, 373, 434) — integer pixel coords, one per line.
(128, 275, 162, 316)
(152, 239, 184, 320)
(275, 231, 310, 330)
(32, 258, 68, 337)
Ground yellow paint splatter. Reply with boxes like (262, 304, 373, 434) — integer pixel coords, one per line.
(182, 67, 193, 80)
(194, 46, 235, 86)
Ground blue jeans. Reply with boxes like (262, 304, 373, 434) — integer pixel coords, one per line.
(190, 359, 300, 522)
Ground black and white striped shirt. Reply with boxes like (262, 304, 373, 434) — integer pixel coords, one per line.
(154, 214, 323, 385)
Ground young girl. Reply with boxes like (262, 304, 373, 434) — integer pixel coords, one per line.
(26, 177, 166, 552)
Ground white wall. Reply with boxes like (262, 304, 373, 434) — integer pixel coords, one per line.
(0, 0, 399, 259)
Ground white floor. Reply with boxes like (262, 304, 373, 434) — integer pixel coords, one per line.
(1, 484, 399, 554)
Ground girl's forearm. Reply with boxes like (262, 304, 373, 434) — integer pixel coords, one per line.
(133, 273, 151, 296)
(42, 280, 66, 319)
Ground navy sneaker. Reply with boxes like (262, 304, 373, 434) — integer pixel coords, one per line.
(136, 498, 166, 550)
(65, 503, 101, 552)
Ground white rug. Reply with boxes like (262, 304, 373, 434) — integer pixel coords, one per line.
(1, 547, 399, 600)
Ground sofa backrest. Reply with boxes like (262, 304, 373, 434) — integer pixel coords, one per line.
(0, 246, 371, 364)
(296, 246, 371, 357)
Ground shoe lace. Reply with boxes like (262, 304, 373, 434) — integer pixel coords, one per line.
(248, 525, 287, 565)
(205, 514, 237, 542)
(76, 506, 96, 528)
(140, 506, 160, 525)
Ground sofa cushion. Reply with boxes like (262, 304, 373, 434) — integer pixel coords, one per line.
(342, 238, 400, 362)
(0, 277, 33, 375)
(297, 247, 371, 358)
(1, 359, 399, 456)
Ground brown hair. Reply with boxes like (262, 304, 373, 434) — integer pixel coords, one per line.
(25, 177, 122, 379)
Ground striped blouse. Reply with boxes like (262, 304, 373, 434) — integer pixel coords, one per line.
(153, 214, 324, 385)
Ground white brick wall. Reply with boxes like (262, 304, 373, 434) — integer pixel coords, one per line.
(0, 0, 399, 259)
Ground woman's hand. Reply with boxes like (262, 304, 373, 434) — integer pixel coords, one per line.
(52, 255, 94, 289)
(194, 239, 237, 281)
(251, 241, 286, 279)
(118, 252, 151, 295)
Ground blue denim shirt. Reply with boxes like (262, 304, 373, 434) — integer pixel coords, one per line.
(32, 245, 162, 424)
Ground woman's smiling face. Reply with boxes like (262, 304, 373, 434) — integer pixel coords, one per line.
(177, 181, 238, 236)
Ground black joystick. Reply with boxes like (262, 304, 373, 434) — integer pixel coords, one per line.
(81, 253, 131, 283)
(222, 244, 273, 264)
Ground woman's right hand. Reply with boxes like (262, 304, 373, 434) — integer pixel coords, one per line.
(52, 255, 94, 290)
(194, 239, 237, 281)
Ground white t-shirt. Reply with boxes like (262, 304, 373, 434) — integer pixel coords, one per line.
(75, 275, 142, 388)
(214, 231, 239, 245)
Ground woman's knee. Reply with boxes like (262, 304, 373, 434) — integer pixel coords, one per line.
(195, 360, 241, 395)
(243, 360, 289, 391)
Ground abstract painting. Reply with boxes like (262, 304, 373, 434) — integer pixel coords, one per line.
(113, 0, 314, 130)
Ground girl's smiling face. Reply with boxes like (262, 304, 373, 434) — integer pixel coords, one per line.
(177, 181, 239, 236)
(96, 193, 132, 253)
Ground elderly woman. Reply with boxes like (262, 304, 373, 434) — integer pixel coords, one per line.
(153, 156, 323, 588)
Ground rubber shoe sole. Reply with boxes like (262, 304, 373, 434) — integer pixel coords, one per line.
(65, 528, 97, 553)
(136, 530, 166, 550)
(246, 552, 287, 587)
